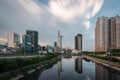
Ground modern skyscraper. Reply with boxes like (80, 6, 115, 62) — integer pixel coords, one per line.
(57, 30, 63, 49)
(26, 30, 38, 53)
(75, 34, 82, 51)
(95, 15, 120, 52)
(22, 35, 32, 53)
(8, 32, 20, 48)
(53, 42, 57, 48)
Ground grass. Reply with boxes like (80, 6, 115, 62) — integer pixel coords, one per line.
(0, 53, 60, 73)
(0, 53, 60, 80)
(88, 54, 120, 64)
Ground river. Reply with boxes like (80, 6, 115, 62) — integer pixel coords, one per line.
(19, 55, 120, 80)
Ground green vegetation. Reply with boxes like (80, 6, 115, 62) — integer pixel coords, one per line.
(0, 53, 60, 73)
(88, 54, 120, 64)
(0, 52, 39, 56)
(110, 49, 120, 56)
(0, 53, 60, 80)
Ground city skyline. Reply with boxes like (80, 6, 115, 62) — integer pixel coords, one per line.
(0, 0, 120, 51)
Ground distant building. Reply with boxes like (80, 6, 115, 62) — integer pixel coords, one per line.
(22, 35, 32, 53)
(7, 32, 20, 48)
(53, 42, 57, 53)
(53, 42, 57, 48)
(0, 44, 7, 54)
(0, 38, 7, 45)
(26, 30, 38, 53)
(57, 30, 63, 49)
(47, 45, 53, 53)
(75, 34, 82, 51)
(95, 15, 120, 52)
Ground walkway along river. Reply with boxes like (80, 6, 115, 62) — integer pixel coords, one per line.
(19, 55, 120, 80)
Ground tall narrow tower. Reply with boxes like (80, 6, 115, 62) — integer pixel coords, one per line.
(58, 30, 61, 48)
(75, 34, 82, 51)
(57, 30, 63, 49)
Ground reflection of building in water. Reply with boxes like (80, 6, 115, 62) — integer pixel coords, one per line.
(57, 59, 63, 80)
(96, 64, 120, 80)
(75, 56, 82, 73)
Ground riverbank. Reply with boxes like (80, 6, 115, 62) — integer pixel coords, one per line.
(0, 55, 45, 59)
(0, 53, 61, 80)
(83, 55, 120, 72)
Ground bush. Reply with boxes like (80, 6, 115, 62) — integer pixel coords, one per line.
(89, 55, 120, 63)
(0, 53, 60, 73)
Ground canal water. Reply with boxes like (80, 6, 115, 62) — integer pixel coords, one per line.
(20, 56, 120, 80)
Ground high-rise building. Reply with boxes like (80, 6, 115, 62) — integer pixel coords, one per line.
(95, 16, 109, 52)
(22, 35, 32, 53)
(53, 42, 57, 53)
(57, 30, 63, 49)
(8, 32, 20, 48)
(53, 42, 57, 48)
(75, 34, 82, 51)
(95, 15, 120, 52)
(26, 30, 38, 53)
(109, 16, 120, 50)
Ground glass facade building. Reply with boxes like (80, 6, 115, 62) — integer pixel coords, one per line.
(22, 35, 32, 53)
(26, 30, 38, 53)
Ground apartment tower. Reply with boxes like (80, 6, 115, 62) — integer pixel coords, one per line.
(95, 15, 120, 52)
(8, 32, 20, 48)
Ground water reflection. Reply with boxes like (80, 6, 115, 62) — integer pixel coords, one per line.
(20, 55, 120, 80)
(39, 56, 94, 80)
(19, 62, 56, 80)
(75, 56, 82, 73)
(58, 59, 63, 79)
(95, 63, 120, 80)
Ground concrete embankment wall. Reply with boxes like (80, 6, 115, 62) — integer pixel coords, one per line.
(83, 55, 120, 72)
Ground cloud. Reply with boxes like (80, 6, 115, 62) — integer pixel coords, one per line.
(48, 0, 104, 28)
(18, 0, 40, 15)
(83, 21, 91, 29)
(90, 0, 104, 18)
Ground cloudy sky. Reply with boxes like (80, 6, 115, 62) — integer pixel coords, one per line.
(0, 0, 120, 51)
